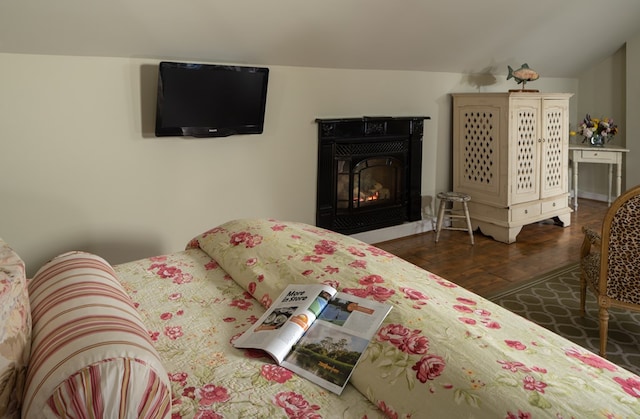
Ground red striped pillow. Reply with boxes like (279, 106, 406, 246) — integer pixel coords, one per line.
(22, 252, 171, 418)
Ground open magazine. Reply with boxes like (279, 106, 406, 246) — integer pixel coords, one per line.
(233, 283, 392, 395)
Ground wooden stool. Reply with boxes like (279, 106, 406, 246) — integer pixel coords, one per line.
(435, 192, 474, 245)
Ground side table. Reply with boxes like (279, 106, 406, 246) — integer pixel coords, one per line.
(569, 144, 630, 210)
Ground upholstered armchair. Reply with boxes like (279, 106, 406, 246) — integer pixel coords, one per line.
(579, 184, 640, 357)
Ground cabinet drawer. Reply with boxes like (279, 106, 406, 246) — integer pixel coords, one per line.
(541, 197, 567, 213)
(511, 202, 541, 222)
(580, 150, 617, 162)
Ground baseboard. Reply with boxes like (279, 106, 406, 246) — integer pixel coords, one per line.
(350, 219, 434, 244)
(570, 189, 609, 203)
(575, 191, 608, 202)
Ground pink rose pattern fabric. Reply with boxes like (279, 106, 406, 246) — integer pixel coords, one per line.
(0, 239, 31, 419)
(115, 248, 382, 419)
(114, 218, 640, 418)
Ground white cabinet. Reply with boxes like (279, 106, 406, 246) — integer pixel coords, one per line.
(452, 92, 573, 243)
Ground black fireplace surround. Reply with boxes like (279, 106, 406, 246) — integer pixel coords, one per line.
(315, 116, 429, 235)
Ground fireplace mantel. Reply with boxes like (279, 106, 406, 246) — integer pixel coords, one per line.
(315, 116, 429, 234)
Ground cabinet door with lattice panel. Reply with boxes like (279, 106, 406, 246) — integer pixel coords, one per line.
(510, 99, 541, 204)
(540, 99, 569, 199)
(452, 99, 507, 204)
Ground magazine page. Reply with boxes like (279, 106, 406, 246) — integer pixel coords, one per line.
(280, 292, 392, 395)
(233, 284, 337, 363)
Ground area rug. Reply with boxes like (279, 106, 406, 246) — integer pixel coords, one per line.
(488, 263, 640, 375)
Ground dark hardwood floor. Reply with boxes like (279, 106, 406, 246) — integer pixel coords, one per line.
(373, 198, 609, 298)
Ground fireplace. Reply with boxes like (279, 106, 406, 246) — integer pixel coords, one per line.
(315, 116, 429, 234)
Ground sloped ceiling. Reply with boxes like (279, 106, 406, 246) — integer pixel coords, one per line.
(1, 0, 639, 78)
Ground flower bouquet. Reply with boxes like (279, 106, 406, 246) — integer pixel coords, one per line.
(571, 114, 618, 146)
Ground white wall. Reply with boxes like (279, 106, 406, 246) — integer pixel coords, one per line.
(0, 53, 577, 275)
(574, 46, 627, 199)
(626, 35, 640, 188)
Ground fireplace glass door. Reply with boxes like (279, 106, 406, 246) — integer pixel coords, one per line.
(337, 157, 402, 210)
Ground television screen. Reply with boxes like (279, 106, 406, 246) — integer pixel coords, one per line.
(155, 61, 269, 138)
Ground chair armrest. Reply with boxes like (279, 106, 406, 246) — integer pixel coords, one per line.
(582, 226, 601, 245)
(580, 226, 601, 259)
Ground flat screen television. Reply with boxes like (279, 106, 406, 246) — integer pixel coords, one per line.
(155, 61, 269, 138)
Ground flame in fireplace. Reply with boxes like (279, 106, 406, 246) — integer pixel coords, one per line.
(354, 181, 390, 203)
(356, 191, 379, 202)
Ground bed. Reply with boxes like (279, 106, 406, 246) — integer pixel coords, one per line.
(7, 218, 640, 418)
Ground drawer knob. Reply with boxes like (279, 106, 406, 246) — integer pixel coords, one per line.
(524, 209, 528, 214)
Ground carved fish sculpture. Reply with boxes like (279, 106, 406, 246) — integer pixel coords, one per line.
(507, 63, 539, 85)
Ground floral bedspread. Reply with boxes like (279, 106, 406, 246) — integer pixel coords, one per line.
(114, 218, 640, 418)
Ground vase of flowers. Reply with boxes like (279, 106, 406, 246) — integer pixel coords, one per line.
(571, 114, 618, 147)
(590, 134, 605, 147)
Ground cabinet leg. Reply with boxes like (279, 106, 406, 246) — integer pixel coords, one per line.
(553, 213, 572, 227)
(473, 221, 522, 244)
